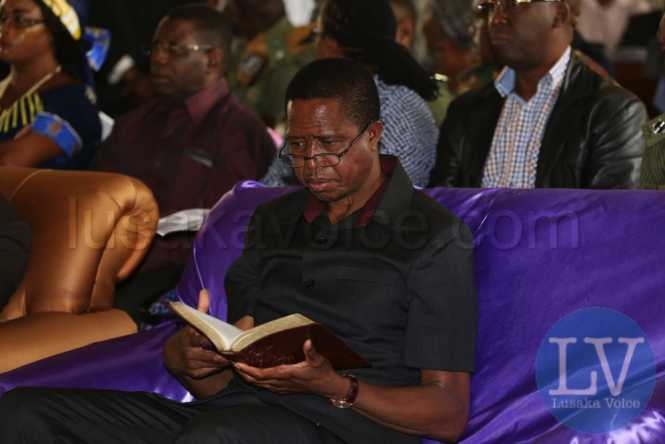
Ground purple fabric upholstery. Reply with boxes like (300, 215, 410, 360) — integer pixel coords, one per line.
(2, 182, 665, 443)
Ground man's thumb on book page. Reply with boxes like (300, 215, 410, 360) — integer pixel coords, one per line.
(304, 340, 324, 367)
(197, 289, 211, 313)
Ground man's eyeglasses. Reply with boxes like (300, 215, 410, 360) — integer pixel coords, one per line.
(148, 41, 216, 59)
(0, 14, 45, 29)
(279, 121, 373, 168)
(475, 0, 561, 15)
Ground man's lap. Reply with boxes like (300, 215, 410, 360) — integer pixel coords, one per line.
(0, 387, 342, 443)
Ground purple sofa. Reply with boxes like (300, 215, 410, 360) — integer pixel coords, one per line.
(2, 182, 664, 443)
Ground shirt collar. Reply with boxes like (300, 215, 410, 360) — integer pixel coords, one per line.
(495, 46, 572, 98)
(303, 156, 407, 228)
(185, 79, 230, 127)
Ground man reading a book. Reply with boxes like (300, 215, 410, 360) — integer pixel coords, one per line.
(0, 58, 477, 444)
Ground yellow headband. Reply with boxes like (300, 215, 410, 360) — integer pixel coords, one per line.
(41, 0, 81, 40)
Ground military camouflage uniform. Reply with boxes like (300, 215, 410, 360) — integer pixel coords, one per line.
(231, 18, 315, 128)
(641, 114, 665, 189)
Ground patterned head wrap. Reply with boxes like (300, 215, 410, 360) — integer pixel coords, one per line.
(40, 0, 87, 40)
(39, 0, 109, 72)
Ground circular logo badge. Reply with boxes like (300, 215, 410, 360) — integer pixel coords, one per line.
(535, 308, 656, 434)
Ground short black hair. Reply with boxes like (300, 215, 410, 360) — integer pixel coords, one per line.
(285, 58, 380, 129)
(166, 5, 232, 72)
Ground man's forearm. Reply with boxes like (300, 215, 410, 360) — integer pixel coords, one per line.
(349, 380, 468, 442)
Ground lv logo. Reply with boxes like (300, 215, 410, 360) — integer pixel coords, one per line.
(548, 337, 645, 397)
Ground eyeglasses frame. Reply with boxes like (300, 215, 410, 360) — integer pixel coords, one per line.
(279, 121, 375, 168)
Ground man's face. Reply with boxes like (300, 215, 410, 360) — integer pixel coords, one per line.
(287, 98, 382, 203)
(150, 18, 211, 98)
(486, 0, 558, 69)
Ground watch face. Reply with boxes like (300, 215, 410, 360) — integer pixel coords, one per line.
(330, 399, 353, 409)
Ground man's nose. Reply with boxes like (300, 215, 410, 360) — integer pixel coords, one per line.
(150, 46, 169, 65)
(489, 1, 510, 26)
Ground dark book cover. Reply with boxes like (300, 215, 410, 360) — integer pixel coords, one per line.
(223, 324, 370, 369)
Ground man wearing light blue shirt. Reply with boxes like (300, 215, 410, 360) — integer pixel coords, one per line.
(430, 0, 647, 189)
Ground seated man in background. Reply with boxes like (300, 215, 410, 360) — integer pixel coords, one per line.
(92, 5, 276, 322)
(430, 0, 647, 189)
(0, 58, 477, 444)
(89, 0, 227, 117)
(0, 196, 30, 311)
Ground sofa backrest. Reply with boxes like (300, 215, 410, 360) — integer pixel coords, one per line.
(0, 167, 159, 320)
(3, 182, 663, 444)
(176, 182, 665, 443)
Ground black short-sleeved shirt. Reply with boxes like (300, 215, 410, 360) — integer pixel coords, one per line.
(223, 158, 477, 444)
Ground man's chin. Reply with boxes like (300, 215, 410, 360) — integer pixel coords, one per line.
(153, 85, 173, 97)
(309, 189, 336, 202)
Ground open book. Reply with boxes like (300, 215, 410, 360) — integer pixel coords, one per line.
(169, 301, 369, 369)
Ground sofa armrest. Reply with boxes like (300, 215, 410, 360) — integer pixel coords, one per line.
(0, 167, 159, 320)
(0, 309, 137, 373)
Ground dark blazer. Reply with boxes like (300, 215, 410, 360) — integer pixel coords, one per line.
(430, 54, 647, 189)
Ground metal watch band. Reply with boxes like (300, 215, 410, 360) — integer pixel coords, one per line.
(330, 374, 359, 409)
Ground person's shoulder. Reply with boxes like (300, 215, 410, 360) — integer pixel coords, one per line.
(572, 57, 642, 109)
(226, 94, 265, 123)
(411, 190, 461, 226)
(375, 77, 426, 107)
(375, 78, 437, 130)
(113, 96, 168, 125)
(410, 190, 470, 244)
(449, 81, 497, 111)
(254, 188, 308, 219)
(644, 113, 665, 150)
(40, 77, 95, 107)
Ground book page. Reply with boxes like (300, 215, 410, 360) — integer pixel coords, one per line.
(169, 302, 244, 351)
(232, 313, 314, 353)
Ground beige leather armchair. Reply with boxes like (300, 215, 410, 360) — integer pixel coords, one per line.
(0, 167, 159, 373)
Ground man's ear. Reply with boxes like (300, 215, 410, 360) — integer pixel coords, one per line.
(368, 120, 384, 152)
(552, 1, 573, 28)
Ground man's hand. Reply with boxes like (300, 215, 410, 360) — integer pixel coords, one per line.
(233, 340, 350, 399)
(163, 289, 230, 380)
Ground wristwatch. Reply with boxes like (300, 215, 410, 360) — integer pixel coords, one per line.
(330, 374, 359, 409)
